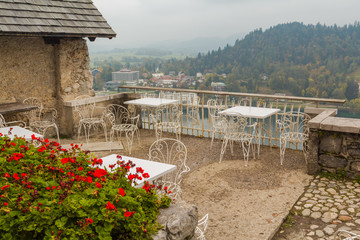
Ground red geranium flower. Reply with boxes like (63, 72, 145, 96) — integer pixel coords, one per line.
(4, 202, 8, 206)
(13, 153, 24, 161)
(142, 173, 150, 178)
(95, 182, 101, 188)
(61, 158, 69, 164)
(124, 211, 132, 217)
(13, 173, 20, 180)
(1, 185, 10, 191)
(86, 176, 93, 184)
(93, 169, 108, 178)
(119, 187, 125, 197)
(105, 201, 117, 211)
(4, 173, 9, 178)
(37, 146, 46, 153)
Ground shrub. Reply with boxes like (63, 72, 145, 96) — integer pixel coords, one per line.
(0, 132, 171, 239)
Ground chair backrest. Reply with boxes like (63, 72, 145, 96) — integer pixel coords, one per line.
(238, 97, 250, 106)
(224, 114, 256, 139)
(195, 213, 209, 240)
(256, 99, 273, 108)
(74, 95, 95, 119)
(149, 138, 189, 184)
(207, 99, 222, 123)
(278, 111, 310, 136)
(104, 104, 131, 126)
(152, 104, 181, 124)
(23, 97, 43, 122)
(0, 113, 6, 127)
(334, 230, 360, 240)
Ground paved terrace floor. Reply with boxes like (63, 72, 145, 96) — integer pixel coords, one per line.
(57, 129, 359, 240)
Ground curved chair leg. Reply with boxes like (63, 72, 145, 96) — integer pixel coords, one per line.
(280, 137, 287, 165)
(136, 128, 140, 144)
(53, 124, 60, 144)
(109, 129, 115, 151)
(229, 139, 234, 154)
(102, 122, 107, 142)
(84, 125, 91, 145)
(77, 123, 82, 142)
(302, 140, 308, 164)
(210, 129, 215, 149)
(241, 140, 252, 166)
(125, 130, 135, 155)
(219, 138, 229, 163)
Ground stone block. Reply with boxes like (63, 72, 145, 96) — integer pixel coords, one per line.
(346, 141, 360, 158)
(153, 202, 198, 240)
(319, 154, 348, 169)
(350, 161, 360, 172)
(319, 134, 342, 154)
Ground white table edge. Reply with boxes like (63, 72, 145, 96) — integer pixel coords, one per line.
(99, 154, 177, 187)
(219, 106, 280, 119)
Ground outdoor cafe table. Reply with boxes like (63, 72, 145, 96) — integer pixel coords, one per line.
(219, 106, 280, 154)
(98, 154, 177, 187)
(0, 126, 43, 141)
(124, 98, 179, 128)
(124, 98, 179, 108)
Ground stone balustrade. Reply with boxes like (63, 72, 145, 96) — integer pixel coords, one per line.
(307, 107, 360, 178)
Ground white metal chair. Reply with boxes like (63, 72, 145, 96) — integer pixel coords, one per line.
(149, 105, 182, 140)
(0, 113, 26, 128)
(74, 95, 107, 144)
(195, 213, 209, 240)
(207, 99, 226, 148)
(148, 138, 190, 185)
(277, 111, 311, 165)
(104, 104, 140, 154)
(23, 97, 60, 143)
(154, 180, 182, 201)
(334, 230, 360, 240)
(219, 114, 258, 166)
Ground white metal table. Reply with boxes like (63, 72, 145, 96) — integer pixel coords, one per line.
(124, 98, 180, 129)
(0, 126, 43, 140)
(98, 154, 177, 187)
(219, 106, 280, 153)
(219, 106, 280, 119)
(124, 98, 179, 108)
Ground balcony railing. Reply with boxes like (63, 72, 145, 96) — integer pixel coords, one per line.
(119, 86, 345, 149)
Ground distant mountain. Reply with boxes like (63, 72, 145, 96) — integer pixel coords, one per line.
(144, 33, 246, 55)
(158, 22, 360, 99)
(89, 33, 246, 57)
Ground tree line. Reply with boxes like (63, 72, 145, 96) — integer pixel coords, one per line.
(92, 22, 360, 101)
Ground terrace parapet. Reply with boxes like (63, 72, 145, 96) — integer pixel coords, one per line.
(306, 107, 360, 177)
(61, 92, 139, 137)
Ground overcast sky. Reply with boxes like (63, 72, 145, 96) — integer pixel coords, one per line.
(89, 0, 360, 51)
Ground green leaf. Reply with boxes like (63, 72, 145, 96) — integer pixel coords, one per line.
(55, 216, 68, 228)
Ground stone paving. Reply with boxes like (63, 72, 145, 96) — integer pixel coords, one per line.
(289, 175, 360, 239)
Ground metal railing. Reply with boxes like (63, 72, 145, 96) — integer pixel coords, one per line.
(120, 86, 346, 149)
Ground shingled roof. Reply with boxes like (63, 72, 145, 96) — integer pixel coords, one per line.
(0, 0, 116, 39)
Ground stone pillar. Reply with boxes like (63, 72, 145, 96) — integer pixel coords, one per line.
(55, 38, 94, 136)
(307, 129, 321, 175)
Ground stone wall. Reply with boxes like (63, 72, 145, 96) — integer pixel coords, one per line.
(0, 36, 57, 106)
(0, 36, 96, 135)
(307, 109, 360, 178)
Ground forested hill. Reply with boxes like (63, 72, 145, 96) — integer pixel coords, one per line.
(160, 22, 360, 99)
